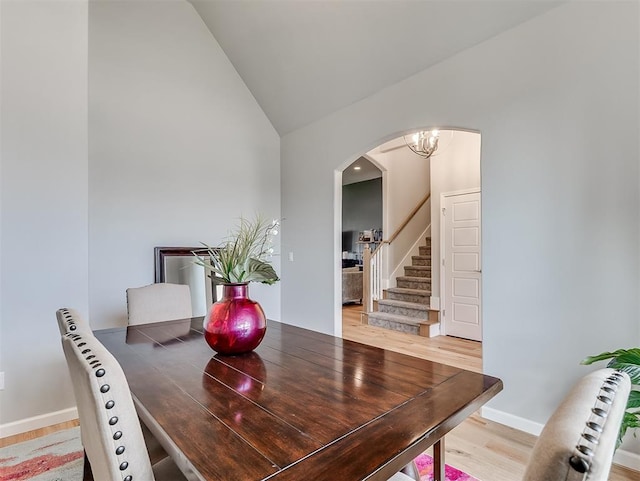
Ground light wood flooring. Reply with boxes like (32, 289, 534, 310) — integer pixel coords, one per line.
(2, 307, 637, 481)
(0, 418, 79, 449)
(342, 304, 638, 481)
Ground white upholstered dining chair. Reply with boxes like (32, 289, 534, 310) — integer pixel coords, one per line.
(126, 283, 193, 325)
(522, 368, 631, 481)
(56, 307, 169, 466)
(60, 332, 190, 481)
(395, 368, 630, 481)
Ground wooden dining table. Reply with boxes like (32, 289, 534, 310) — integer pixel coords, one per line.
(95, 317, 502, 481)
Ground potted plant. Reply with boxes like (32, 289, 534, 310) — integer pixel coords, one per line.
(195, 215, 279, 355)
(581, 348, 640, 447)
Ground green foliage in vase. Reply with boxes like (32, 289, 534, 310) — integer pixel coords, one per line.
(581, 348, 640, 447)
(195, 215, 280, 285)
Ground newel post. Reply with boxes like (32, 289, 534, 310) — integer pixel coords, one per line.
(362, 244, 371, 313)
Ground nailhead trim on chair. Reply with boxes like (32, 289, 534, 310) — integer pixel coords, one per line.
(568, 371, 626, 474)
(56, 308, 93, 336)
(59, 308, 80, 332)
(65, 333, 136, 481)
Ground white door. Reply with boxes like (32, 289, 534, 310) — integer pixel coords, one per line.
(442, 191, 482, 341)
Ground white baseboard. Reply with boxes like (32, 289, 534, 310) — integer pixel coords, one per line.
(480, 407, 640, 472)
(481, 406, 544, 436)
(613, 448, 640, 472)
(0, 407, 78, 438)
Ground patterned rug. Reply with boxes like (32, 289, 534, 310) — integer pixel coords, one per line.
(0, 427, 479, 481)
(0, 427, 83, 481)
(414, 453, 479, 481)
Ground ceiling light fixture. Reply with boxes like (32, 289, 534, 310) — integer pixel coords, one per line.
(404, 130, 440, 158)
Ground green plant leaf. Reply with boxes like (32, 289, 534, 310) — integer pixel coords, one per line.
(230, 263, 246, 283)
(611, 349, 640, 365)
(194, 215, 280, 285)
(619, 411, 640, 447)
(581, 348, 640, 366)
(607, 362, 640, 385)
(243, 258, 279, 285)
(627, 390, 640, 409)
(581, 347, 640, 448)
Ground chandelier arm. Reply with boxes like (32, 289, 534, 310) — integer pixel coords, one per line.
(403, 132, 439, 158)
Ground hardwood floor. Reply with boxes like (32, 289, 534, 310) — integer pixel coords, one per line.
(0, 419, 78, 449)
(342, 304, 638, 481)
(342, 304, 482, 373)
(2, 307, 637, 481)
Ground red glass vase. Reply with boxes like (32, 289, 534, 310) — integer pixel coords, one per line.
(203, 283, 267, 355)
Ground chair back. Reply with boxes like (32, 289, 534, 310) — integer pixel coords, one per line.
(522, 368, 631, 481)
(56, 307, 91, 335)
(61, 332, 156, 481)
(126, 283, 193, 325)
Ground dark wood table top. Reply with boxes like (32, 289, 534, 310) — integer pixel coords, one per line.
(95, 318, 502, 481)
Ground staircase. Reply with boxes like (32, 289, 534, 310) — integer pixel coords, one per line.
(367, 237, 439, 337)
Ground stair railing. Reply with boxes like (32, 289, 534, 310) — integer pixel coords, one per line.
(363, 192, 431, 312)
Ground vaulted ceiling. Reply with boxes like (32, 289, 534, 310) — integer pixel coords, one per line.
(190, 0, 565, 135)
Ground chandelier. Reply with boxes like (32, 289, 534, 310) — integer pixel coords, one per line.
(404, 130, 440, 158)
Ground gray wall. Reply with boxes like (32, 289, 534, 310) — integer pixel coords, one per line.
(342, 178, 382, 253)
(0, 0, 89, 425)
(281, 0, 639, 455)
(88, 0, 281, 330)
(0, 0, 280, 430)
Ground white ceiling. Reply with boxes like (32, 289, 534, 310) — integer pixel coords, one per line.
(342, 156, 382, 186)
(190, 0, 564, 135)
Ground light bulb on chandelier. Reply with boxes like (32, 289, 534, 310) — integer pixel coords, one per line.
(404, 129, 440, 158)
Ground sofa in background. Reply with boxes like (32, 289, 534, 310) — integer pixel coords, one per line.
(342, 267, 363, 304)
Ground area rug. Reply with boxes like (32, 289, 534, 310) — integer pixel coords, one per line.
(0, 427, 83, 481)
(0, 427, 479, 481)
(414, 453, 479, 481)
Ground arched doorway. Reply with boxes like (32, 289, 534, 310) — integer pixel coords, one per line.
(337, 129, 482, 360)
